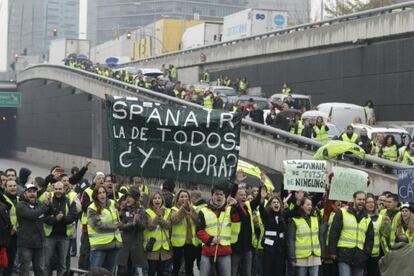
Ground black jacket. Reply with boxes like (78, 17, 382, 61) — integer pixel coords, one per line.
(250, 109, 264, 124)
(0, 194, 12, 247)
(356, 135, 372, 153)
(44, 195, 77, 237)
(258, 205, 286, 254)
(16, 197, 51, 248)
(328, 208, 374, 268)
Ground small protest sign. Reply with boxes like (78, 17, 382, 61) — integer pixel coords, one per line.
(397, 169, 414, 202)
(329, 167, 368, 202)
(283, 160, 328, 193)
(105, 96, 242, 185)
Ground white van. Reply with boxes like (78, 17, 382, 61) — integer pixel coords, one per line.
(317, 103, 367, 132)
(352, 124, 412, 147)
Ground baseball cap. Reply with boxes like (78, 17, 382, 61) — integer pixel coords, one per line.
(24, 183, 38, 191)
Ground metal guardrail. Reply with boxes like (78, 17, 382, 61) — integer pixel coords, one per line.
(118, 1, 414, 67)
(18, 64, 412, 172)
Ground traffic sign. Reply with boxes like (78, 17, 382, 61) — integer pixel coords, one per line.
(0, 92, 21, 107)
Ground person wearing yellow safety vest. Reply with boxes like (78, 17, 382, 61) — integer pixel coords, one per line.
(282, 83, 292, 95)
(223, 76, 231, 87)
(173, 83, 182, 98)
(203, 91, 214, 109)
(257, 187, 287, 276)
(144, 192, 172, 276)
(103, 174, 124, 203)
(170, 190, 200, 276)
(170, 65, 177, 82)
(197, 184, 239, 276)
(313, 116, 330, 144)
(203, 71, 210, 84)
(288, 197, 323, 276)
(44, 182, 78, 276)
(3, 179, 19, 276)
(121, 176, 150, 208)
(365, 193, 381, 276)
(379, 193, 400, 254)
(380, 135, 399, 173)
(339, 125, 359, 144)
(79, 171, 105, 270)
(87, 185, 122, 273)
(117, 188, 146, 276)
(394, 203, 414, 245)
(217, 75, 224, 86)
(401, 142, 414, 165)
(238, 77, 248, 94)
(328, 191, 374, 276)
(290, 113, 304, 136)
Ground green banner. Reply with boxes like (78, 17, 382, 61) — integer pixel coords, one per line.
(329, 167, 368, 202)
(106, 96, 242, 185)
(0, 92, 21, 107)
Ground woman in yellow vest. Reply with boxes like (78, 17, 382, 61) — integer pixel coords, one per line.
(144, 192, 172, 276)
(365, 193, 381, 276)
(380, 135, 399, 173)
(313, 116, 330, 144)
(394, 203, 414, 246)
(87, 185, 122, 273)
(170, 190, 199, 276)
(288, 197, 322, 276)
(402, 142, 414, 165)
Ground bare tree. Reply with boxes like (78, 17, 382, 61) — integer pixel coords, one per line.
(325, 0, 397, 17)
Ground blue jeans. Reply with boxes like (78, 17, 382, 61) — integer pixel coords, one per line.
(296, 265, 319, 276)
(19, 247, 45, 276)
(90, 249, 119, 273)
(338, 262, 364, 276)
(44, 236, 70, 276)
(199, 255, 231, 276)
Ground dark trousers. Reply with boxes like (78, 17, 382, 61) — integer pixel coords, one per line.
(172, 244, 198, 276)
(19, 247, 45, 276)
(148, 259, 166, 276)
(366, 257, 380, 276)
(323, 262, 339, 276)
(4, 235, 17, 276)
(263, 250, 285, 276)
(78, 231, 90, 270)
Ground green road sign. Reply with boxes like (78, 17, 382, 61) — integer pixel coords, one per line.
(0, 92, 21, 107)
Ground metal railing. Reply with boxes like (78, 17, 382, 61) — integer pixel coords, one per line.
(118, 1, 414, 67)
(18, 64, 412, 172)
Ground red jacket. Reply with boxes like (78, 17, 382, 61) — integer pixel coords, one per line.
(196, 203, 240, 256)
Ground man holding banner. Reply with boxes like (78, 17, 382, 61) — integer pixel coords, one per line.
(328, 191, 374, 276)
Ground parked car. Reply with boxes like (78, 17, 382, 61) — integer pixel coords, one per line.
(269, 93, 312, 111)
(317, 102, 367, 132)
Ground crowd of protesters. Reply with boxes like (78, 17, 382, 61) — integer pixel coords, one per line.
(0, 160, 413, 276)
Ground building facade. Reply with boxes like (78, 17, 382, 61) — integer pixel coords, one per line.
(87, 0, 248, 46)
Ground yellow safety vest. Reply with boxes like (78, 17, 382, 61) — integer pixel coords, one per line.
(81, 187, 94, 225)
(193, 203, 208, 246)
(4, 195, 18, 226)
(338, 209, 371, 250)
(203, 94, 213, 109)
(201, 206, 232, 246)
(282, 87, 291, 95)
(239, 81, 247, 91)
(320, 208, 336, 246)
(382, 145, 398, 161)
(230, 202, 255, 245)
(44, 196, 74, 237)
(399, 227, 414, 247)
(313, 125, 329, 144)
(223, 79, 231, 87)
(170, 206, 198, 247)
(372, 214, 383, 257)
(203, 73, 210, 83)
(402, 151, 414, 166)
(143, 208, 171, 252)
(292, 216, 321, 259)
(87, 200, 122, 247)
(341, 133, 359, 143)
(290, 120, 303, 135)
(252, 208, 264, 250)
(170, 68, 177, 78)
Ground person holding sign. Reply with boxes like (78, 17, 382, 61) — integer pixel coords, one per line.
(328, 191, 374, 276)
(288, 197, 323, 276)
(394, 203, 414, 245)
(143, 192, 172, 276)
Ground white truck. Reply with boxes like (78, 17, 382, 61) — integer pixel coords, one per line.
(222, 8, 288, 42)
(49, 39, 91, 65)
(181, 22, 223, 50)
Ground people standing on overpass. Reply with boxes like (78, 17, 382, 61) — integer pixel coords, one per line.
(313, 116, 330, 144)
(339, 126, 359, 145)
(223, 76, 231, 87)
(356, 128, 372, 166)
(203, 70, 210, 84)
(364, 100, 376, 123)
(203, 91, 214, 109)
(238, 77, 248, 95)
(169, 65, 177, 82)
(379, 135, 399, 173)
(401, 142, 414, 165)
(282, 83, 292, 95)
(328, 191, 374, 276)
(43, 181, 77, 276)
(289, 113, 304, 136)
(16, 183, 52, 276)
(233, 78, 240, 92)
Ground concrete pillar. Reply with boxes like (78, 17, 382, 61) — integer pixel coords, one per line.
(178, 66, 200, 84)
